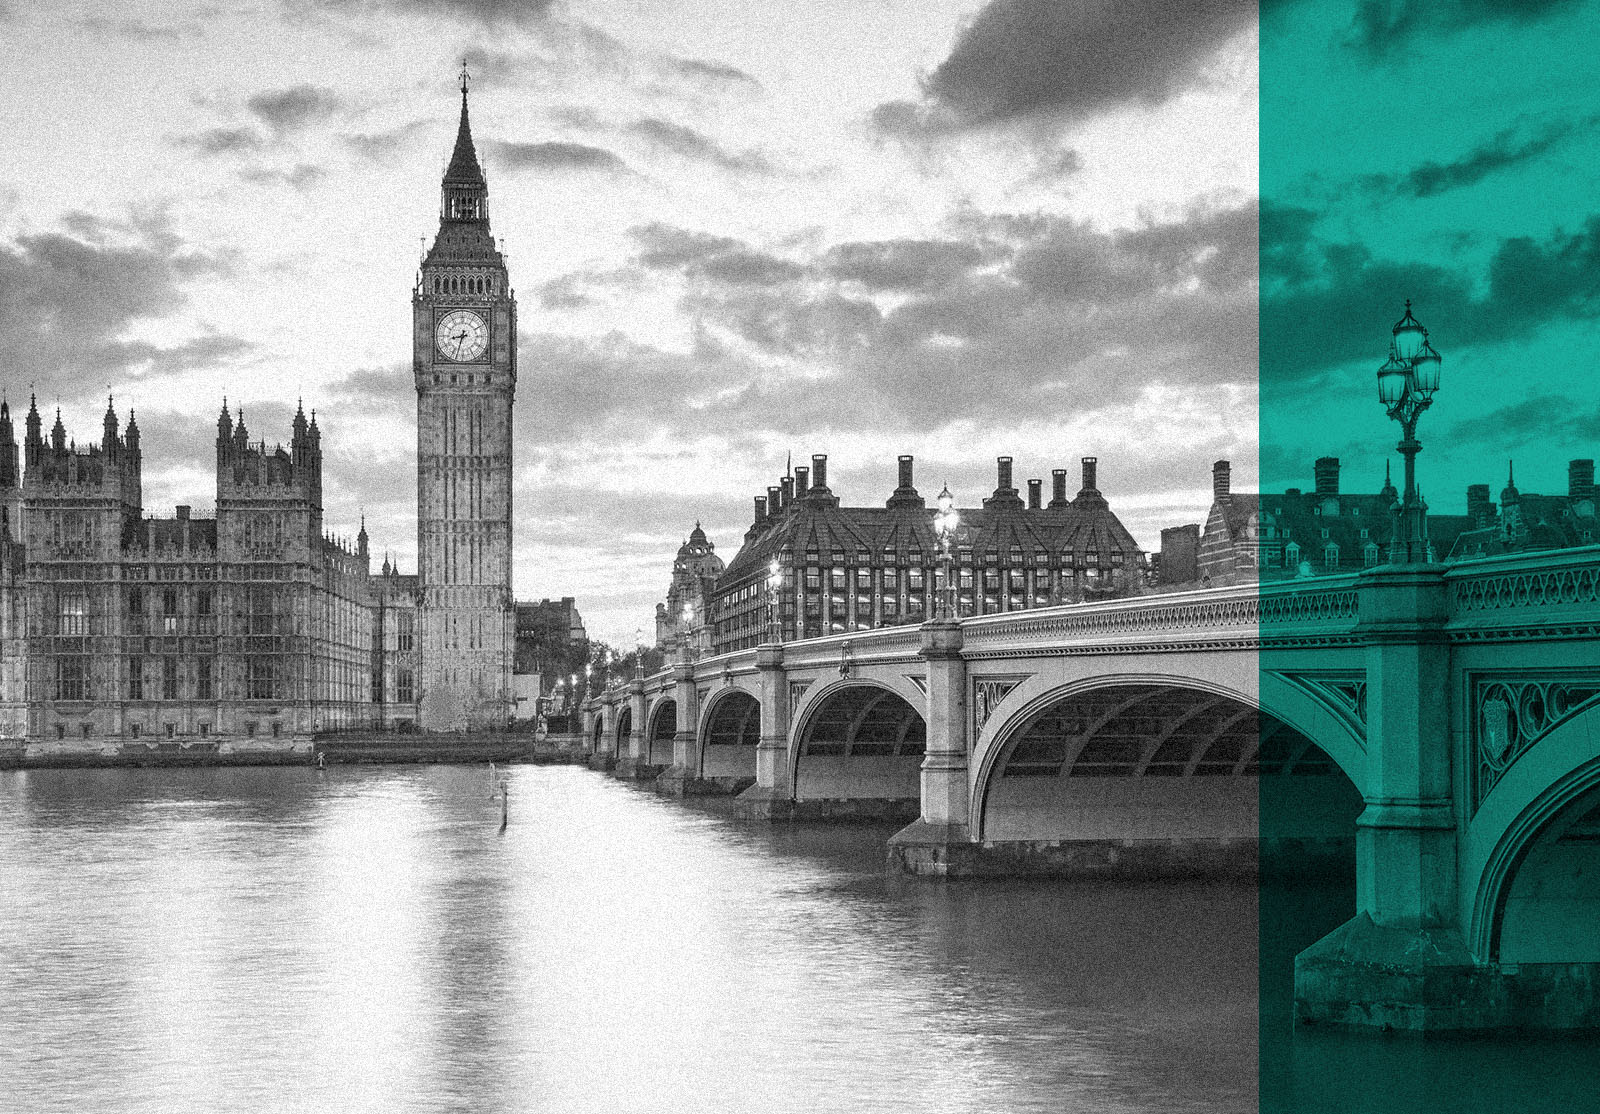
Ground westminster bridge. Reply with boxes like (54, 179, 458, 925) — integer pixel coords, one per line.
(581, 547, 1600, 1033)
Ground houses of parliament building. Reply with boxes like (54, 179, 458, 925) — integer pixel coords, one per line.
(0, 78, 517, 754)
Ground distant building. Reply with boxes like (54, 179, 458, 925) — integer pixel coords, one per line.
(1161, 456, 1598, 586)
(655, 525, 724, 656)
(708, 453, 1145, 654)
(512, 597, 587, 716)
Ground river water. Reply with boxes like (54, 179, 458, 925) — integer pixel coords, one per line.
(1, 765, 1595, 1113)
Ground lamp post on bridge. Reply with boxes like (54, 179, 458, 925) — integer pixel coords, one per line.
(934, 484, 960, 620)
(1376, 300, 1444, 563)
(766, 557, 784, 644)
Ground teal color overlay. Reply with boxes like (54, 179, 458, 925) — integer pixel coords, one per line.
(1261, 0, 1600, 1106)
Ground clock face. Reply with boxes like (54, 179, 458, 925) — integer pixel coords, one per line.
(435, 309, 488, 362)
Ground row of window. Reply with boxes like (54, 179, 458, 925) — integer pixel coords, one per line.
(52, 721, 283, 740)
(53, 657, 274, 701)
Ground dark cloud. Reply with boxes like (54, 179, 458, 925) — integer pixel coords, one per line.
(669, 58, 761, 90)
(1262, 208, 1600, 386)
(823, 239, 991, 292)
(628, 118, 770, 173)
(876, 0, 1256, 136)
(247, 85, 342, 133)
(630, 223, 744, 270)
(0, 212, 239, 402)
(1349, 0, 1583, 53)
(175, 127, 265, 156)
(300, 0, 556, 27)
(239, 164, 328, 191)
(488, 140, 628, 174)
(79, 16, 189, 39)
(621, 203, 1257, 434)
(342, 121, 433, 162)
(1443, 394, 1600, 447)
(1361, 119, 1594, 199)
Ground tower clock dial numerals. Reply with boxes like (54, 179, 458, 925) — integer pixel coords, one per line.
(435, 309, 489, 362)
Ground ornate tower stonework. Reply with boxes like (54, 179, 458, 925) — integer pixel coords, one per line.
(414, 74, 517, 730)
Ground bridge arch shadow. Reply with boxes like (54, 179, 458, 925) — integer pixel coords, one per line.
(974, 680, 1362, 877)
(590, 710, 607, 753)
(699, 688, 760, 789)
(647, 698, 677, 767)
(790, 681, 925, 819)
(613, 705, 633, 756)
(1469, 703, 1600, 962)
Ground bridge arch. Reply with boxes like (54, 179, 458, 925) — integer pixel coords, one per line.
(971, 676, 1363, 860)
(612, 704, 633, 756)
(1467, 702, 1600, 962)
(590, 708, 607, 753)
(646, 697, 677, 767)
(789, 680, 926, 806)
(698, 687, 760, 785)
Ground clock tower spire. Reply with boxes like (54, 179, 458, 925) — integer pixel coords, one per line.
(413, 67, 517, 732)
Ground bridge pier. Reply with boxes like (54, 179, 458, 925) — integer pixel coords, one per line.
(614, 679, 662, 781)
(888, 620, 984, 871)
(735, 644, 796, 819)
(580, 703, 615, 772)
(656, 660, 720, 796)
(1293, 566, 1485, 1032)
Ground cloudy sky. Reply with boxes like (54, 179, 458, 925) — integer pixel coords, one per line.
(1, 0, 1594, 645)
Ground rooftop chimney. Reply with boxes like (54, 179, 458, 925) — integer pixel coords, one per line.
(1569, 458, 1595, 501)
(887, 454, 924, 509)
(780, 475, 795, 507)
(997, 456, 1014, 493)
(176, 505, 190, 521)
(794, 465, 810, 494)
(1081, 456, 1098, 492)
(1050, 468, 1069, 509)
(767, 484, 782, 514)
(753, 495, 767, 525)
(811, 454, 828, 492)
(1467, 483, 1493, 526)
(1027, 478, 1042, 510)
(1213, 460, 1231, 503)
(1314, 456, 1340, 497)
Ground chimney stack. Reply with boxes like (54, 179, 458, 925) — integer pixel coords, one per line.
(1467, 483, 1493, 526)
(177, 505, 190, 521)
(1569, 458, 1595, 500)
(898, 455, 914, 492)
(1213, 460, 1231, 503)
(1314, 456, 1340, 496)
(1027, 478, 1042, 509)
(1081, 456, 1098, 492)
(811, 454, 828, 492)
(996, 456, 1014, 493)
(767, 484, 782, 514)
(753, 495, 767, 525)
(780, 474, 795, 508)
(794, 466, 810, 494)
(1050, 468, 1068, 509)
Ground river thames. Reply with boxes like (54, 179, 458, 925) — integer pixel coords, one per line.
(2, 765, 1596, 1113)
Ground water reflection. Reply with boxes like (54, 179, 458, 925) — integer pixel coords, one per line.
(2, 766, 1597, 1113)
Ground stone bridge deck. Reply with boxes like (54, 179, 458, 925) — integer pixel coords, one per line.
(581, 548, 1600, 1033)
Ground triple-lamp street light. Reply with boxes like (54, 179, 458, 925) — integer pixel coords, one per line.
(766, 557, 784, 644)
(1376, 300, 1444, 563)
(934, 484, 960, 619)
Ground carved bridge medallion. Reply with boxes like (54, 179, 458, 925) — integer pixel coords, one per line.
(1474, 674, 1600, 810)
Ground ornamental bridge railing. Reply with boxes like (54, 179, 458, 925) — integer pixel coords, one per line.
(607, 549, 1600, 703)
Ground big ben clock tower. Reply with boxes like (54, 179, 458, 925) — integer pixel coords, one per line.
(414, 69, 516, 731)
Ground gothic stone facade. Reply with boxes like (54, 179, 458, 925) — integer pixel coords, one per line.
(0, 82, 516, 751)
(0, 398, 421, 753)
